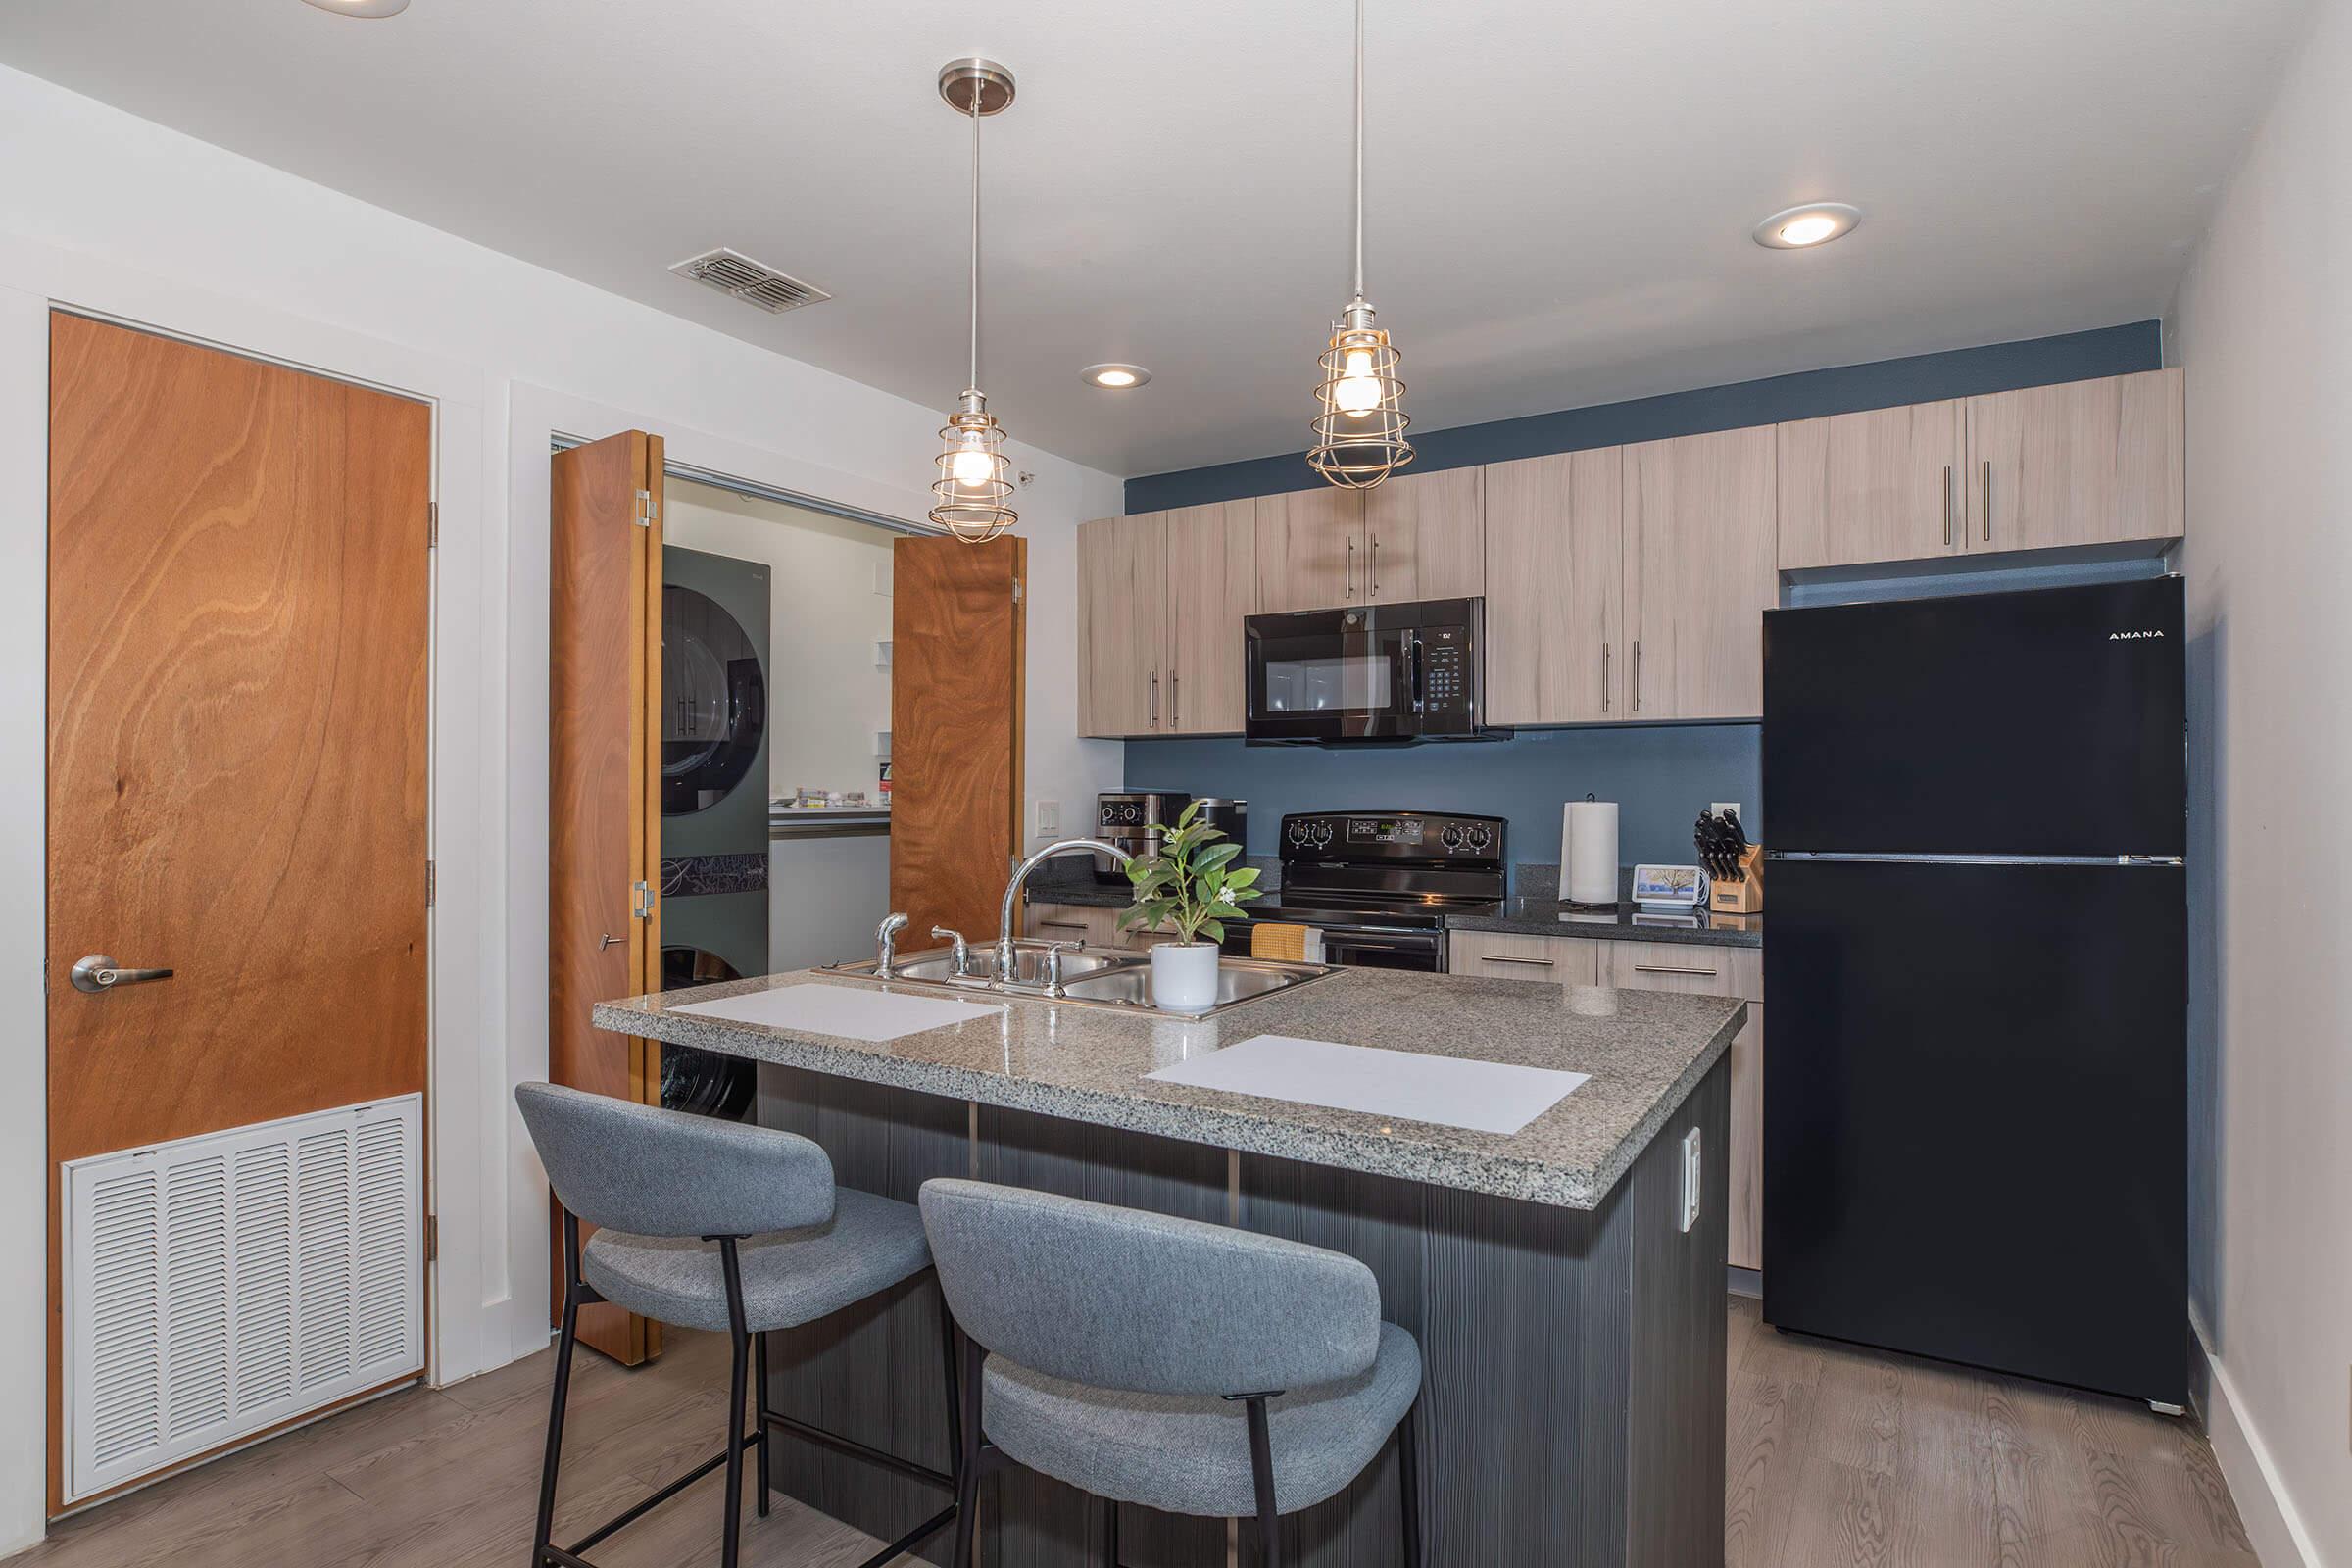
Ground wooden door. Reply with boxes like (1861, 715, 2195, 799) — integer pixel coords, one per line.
(1625, 427, 1778, 720)
(1164, 500, 1255, 734)
(892, 534, 1024, 942)
(1966, 368, 2185, 552)
(1076, 514, 1165, 737)
(1253, 487, 1361, 612)
(548, 430, 665, 1364)
(1360, 466, 1486, 602)
(1483, 450, 1625, 724)
(47, 313, 431, 1502)
(1776, 401, 1965, 569)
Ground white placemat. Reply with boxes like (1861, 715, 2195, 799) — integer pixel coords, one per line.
(673, 983, 1000, 1042)
(1145, 1034, 1589, 1136)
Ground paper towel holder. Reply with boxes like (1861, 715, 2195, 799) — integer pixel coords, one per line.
(1561, 794, 1622, 909)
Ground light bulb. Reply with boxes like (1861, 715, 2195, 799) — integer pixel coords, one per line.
(1334, 348, 1382, 416)
(950, 446, 995, 489)
(1778, 214, 1838, 246)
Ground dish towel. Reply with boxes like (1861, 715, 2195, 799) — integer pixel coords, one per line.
(1250, 922, 1311, 962)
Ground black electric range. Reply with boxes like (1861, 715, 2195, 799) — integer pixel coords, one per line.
(1223, 811, 1506, 971)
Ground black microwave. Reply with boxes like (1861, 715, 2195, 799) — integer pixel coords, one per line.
(1243, 597, 1493, 744)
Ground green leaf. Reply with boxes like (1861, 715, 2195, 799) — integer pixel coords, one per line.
(1224, 865, 1260, 888)
(1195, 843, 1241, 875)
(1201, 919, 1226, 943)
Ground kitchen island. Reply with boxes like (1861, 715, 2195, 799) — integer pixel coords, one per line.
(594, 964, 1741, 1567)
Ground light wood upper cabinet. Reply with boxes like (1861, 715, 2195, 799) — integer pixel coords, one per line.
(1163, 499, 1256, 734)
(1360, 467, 1486, 603)
(1484, 449, 1626, 725)
(1625, 426, 1779, 720)
(1254, 487, 1360, 612)
(1965, 368, 2184, 553)
(1776, 401, 1965, 569)
(1076, 513, 1167, 737)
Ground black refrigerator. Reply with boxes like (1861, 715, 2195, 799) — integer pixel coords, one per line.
(1761, 576, 2186, 1408)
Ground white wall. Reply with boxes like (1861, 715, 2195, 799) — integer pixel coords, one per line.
(0, 61, 1122, 1553)
(2170, 3, 2352, 1562)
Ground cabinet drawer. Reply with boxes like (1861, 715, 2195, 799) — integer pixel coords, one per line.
(1447, 931, 1604, 984)
(1602, 942, 1763, 1002)
(1025, 902, 1118, 945)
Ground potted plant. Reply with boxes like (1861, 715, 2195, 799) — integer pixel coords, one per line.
(1118, 800, 1262, 1013)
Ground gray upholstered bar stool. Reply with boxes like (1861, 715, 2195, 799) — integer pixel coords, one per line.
(920, 1178, 1423, 1568)
(516, 1082, 960, 1568)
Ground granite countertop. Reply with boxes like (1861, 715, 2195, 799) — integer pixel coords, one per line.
(594, 966, 1742, 1210)
(1446, 898, 1763, 950)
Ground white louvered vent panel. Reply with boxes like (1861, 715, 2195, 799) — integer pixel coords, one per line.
(64, 1096, 421, 1503)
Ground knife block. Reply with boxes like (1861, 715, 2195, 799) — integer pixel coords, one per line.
(1709, 845, 1764, 914)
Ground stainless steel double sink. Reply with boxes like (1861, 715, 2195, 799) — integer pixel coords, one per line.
(821, 944, 1338, 1016)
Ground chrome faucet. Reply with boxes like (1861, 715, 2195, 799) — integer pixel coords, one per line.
(875, 912, 910, 979)
(998, 838, 1134, 980)
(932, 926, 972, 976)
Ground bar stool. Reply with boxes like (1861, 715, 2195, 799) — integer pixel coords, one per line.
(918, 1178, 1423, 1568)
(516, 1082, 960, 1568)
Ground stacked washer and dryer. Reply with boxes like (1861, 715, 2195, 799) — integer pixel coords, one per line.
(657, 545, 770, 1120)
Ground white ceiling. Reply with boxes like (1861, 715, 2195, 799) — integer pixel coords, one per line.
(0, 0, 2308, 477)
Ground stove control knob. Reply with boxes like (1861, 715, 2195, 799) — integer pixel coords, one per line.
(1470, 823, 1492, 850)
(1287, 821, 1310, 847)
(1441, 823, 1462, 849)
(1311, 820, 1333, 846)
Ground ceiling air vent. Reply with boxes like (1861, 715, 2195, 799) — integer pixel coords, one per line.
(669, 247, 831, 315)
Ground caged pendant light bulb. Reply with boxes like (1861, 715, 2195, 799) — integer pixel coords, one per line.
(929, 59, 1019, 542)
(1307, 0, 1414, 489)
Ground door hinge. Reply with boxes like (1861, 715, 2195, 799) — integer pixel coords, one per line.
(424, 1214, 438, 1263)
(632, 879, 654, 920)
(1012, 578, 1024, 605)
(425, 859, 436, 907)
(634, 489, 657, 529)
(427, 501, 439, 549)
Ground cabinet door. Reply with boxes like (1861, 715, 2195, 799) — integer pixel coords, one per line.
(1076, 514, 1168, 736)
(1254, 487, 1362, 612)
(1360, 466, 1485, 603)
(1026, 901, 1119, 945)
(1446, 930, 1604, 984)
(1483, 450, 1625, 724)
(1164, 499, 1256, 734)
(1776, 401, 1964, 569)
(1625, 427, 1778, 720)
(1965, 368, 2184, 552)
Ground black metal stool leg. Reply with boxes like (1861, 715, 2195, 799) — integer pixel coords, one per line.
(719, 1240, 752, 1568)
(754, 1327, 772, 1519)
(951, 1332, 985, 1568)
(1397, 1402, 1422, 1568)
(1245, 1396, 1280, 1568)
(531, 1214, 584, 1567)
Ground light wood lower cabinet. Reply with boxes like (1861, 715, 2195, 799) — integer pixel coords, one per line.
(1026, 900, 1177, 950)
(1446, 929, 1605, 983)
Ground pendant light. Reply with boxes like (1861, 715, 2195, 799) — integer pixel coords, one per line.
(929, 59, 1018, 542)
(1307, 0, 1414, 489)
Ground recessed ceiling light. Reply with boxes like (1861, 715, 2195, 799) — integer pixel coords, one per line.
(301, 0, 411, 14)
(1081, 364, 1152, 389)
(1753, 203, 1863, 250)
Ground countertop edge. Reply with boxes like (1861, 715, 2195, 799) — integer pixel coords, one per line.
(592, 993, 1740, 1211)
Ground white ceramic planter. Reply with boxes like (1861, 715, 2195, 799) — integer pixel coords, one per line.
(1149, 942, 1221, 1014)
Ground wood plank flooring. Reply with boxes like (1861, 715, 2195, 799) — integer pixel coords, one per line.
(8, 1298, 2261, 1568)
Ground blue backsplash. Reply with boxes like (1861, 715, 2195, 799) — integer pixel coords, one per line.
(1124, 724, 1760, 878)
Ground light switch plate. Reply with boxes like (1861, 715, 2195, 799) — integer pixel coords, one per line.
(1035, 800, 1060, 836)
(1680, 1127, 1703, 1233)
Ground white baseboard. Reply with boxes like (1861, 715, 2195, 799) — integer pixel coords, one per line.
(2195, 1322, 2325, 1568)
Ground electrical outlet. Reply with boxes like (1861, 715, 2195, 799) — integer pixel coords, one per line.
(1035, 800, 1060, 836)
(1710, 802, 1744, 822)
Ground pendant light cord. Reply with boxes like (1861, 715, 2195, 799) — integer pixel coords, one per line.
(968, 92, 982, 392)
(1351, 0, 1365, 302)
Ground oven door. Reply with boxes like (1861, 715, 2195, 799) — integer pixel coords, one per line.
(1316, 926, 1445, 972)
(1245, 607, 1414, 742)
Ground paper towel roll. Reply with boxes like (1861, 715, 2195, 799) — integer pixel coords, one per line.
(1563, 800, 1620, 906)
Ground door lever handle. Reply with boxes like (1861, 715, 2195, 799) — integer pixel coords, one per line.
(71, 955, 173, 993)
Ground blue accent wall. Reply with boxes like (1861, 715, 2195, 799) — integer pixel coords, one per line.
(1120, 323, 2167, 875)
(1124, 320, 2163, 514)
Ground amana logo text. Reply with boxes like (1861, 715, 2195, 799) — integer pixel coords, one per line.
(2108, 630, 2166, 640)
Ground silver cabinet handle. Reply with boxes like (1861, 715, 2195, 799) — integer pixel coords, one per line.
(1632, 639, 1642, 712)
(71, 954, 173, 993)
(1480, 954, 1555, 967)
(1602, 641, 1612, 713)
(1345, 536, 1355, 599)
(1149, 671, 1159, 728)
(1171, 671, 1180, 730)
(1982, 459, 1992, 542)
(1037, 919, 1089, 932)
(1942, 464, 1953, 547)
(1634, 961, 1719, 978)
(1369, 533, 1380, 598)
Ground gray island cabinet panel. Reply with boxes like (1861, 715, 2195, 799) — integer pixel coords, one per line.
(596, 968, 1740, 1568)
